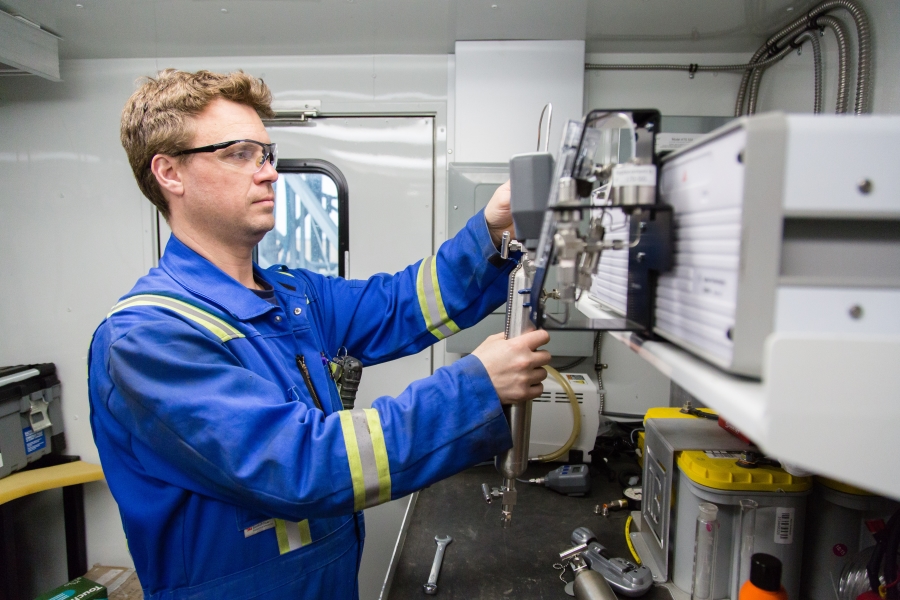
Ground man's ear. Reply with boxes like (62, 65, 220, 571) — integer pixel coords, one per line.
(151, 154, 185, 198)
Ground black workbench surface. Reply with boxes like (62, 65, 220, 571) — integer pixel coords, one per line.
(389, 463, 672, 600)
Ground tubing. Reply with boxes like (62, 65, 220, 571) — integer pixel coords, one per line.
(794, 31, 824, 114)
(816, 14, 850, 113)
(736, 0, 871, 115)
(747, 43, 797, 115)
(535, 365, 581, 463)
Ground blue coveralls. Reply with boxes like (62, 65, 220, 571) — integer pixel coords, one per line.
(88, 210, 515, 599)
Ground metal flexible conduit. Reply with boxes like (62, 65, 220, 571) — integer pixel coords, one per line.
(747, 42, 798, 115)
(816, 14, 850, 113)
(794, 31, 824, 114)
(737, 0, 870, 115)
(585, 47, 808, 75)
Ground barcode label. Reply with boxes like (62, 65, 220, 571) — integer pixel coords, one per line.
(775, 507, 795, 544)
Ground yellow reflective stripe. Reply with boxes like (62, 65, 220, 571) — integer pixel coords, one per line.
(416, 260, 431, 334)
(107, 294, 244, 343)
(273, 519, 312, 554)
(415, 256, 460, 341)
(339, 411, 367, 511)
(274, 519, 290, 554)
(429, 258, 461, 337)
(339, 409, 392, 511)
(364, 409, 392, 505)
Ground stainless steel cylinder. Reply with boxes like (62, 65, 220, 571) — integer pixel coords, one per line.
(572, 565, 619, 600)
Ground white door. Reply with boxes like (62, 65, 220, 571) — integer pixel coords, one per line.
(268, 117, 434, 600)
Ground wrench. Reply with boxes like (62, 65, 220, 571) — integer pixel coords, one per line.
(422, 535, 453, 595)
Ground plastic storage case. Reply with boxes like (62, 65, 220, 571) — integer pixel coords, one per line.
(0, 363, 66, 478)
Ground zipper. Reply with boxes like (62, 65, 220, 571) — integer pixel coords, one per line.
(296, 355, 324, 412)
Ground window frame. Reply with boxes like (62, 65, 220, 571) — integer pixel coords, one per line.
(256, 158, 350, 278)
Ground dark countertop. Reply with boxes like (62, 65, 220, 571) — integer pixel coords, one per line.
(389, 462, 672, 600)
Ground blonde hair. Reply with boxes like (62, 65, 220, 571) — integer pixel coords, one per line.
(120, 69, 275, 219)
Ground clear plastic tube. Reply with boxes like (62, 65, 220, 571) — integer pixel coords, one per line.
(692, 503, 720, 600)
(738, 500, 759, 594)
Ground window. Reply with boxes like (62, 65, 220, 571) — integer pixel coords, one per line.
(257, 160, 349, 277)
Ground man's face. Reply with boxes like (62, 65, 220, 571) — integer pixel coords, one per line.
(174, 98, 278, 248)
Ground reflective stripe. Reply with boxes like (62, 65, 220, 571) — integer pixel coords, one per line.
(274, 519, 312, 554)
(107, 294, 244, 343)
(415, 256, 460, 341)
(339, 408, 392, 511)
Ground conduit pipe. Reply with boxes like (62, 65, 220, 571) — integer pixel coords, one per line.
(816, 14, 851, 113)
(737, 0, 871, 115)
(794, 31, 824, 114)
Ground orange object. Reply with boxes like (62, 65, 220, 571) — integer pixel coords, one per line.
(739, 554, 788, 600)
(739, 580, 788, 600)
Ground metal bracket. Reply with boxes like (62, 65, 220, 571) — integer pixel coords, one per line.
(266, 100, 321, 124)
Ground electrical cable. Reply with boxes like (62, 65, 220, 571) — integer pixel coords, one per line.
(594, 332, 605, 415)
(625, 515, 642, 565)
(535, 365, 581, 463)
(555, 356, 586, 372)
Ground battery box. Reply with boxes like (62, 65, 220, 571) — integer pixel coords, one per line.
(0, 363, 66, 479)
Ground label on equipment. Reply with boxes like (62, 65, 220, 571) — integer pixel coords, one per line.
(655, 133, 704, 152)
(611, 164, 657, 187)
(704, 451, 743, 459)
(23, 426, 46, 455)
(775, 507, 795, 544)
(244, 519, 276, 538)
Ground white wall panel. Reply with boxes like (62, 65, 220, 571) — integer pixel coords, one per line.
(455, 40, 585, 162)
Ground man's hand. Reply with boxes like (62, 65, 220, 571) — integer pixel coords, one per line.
(472, 329, 552, 404)
(484, 180, 514, 248)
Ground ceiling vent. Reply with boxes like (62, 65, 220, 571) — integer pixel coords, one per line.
(0, 9, 61, 81)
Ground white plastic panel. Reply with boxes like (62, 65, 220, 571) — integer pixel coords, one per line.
(782, 116, 900, 217)
(774, 286, 900, 335)
(653, 127, 746, 365)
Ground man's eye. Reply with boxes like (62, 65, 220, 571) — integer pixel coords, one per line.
(227, 150, 255, 161)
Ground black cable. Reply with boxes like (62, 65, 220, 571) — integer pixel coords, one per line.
(870, 508, 900, 593)
(554, 356, 586, 372)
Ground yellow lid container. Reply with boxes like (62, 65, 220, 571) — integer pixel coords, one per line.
(643, 406, 717, 424)
(677, 450, 812, 493)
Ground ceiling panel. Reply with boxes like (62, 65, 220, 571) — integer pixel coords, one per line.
(0, 0, 823, 60)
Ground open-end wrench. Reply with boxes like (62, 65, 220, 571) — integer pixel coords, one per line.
(422, 535, 453, 595)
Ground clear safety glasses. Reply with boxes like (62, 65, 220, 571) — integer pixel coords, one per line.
(173, 139, 278, 174)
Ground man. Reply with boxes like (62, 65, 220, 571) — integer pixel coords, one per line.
(88, 69, 550, 599)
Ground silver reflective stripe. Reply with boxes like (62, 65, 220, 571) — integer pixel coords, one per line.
(349, 410, 382, 508)
(108, 294, 244, 343)
(418, 256, 458, 340)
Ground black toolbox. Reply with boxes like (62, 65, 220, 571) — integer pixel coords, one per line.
(0, 363, 66, 479)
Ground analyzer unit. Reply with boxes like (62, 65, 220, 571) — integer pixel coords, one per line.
(592, 113, 900, 377)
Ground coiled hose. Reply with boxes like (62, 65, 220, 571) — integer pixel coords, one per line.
(534, 365, 581, 463)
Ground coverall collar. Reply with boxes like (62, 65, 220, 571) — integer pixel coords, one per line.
(159, 234, 279, 320)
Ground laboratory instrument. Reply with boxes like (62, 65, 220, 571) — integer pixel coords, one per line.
(569, 527, 653, 597)
(623, 113, 900, 377)
(422, 535, 452, 595)
(524, 464, 591, 496)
